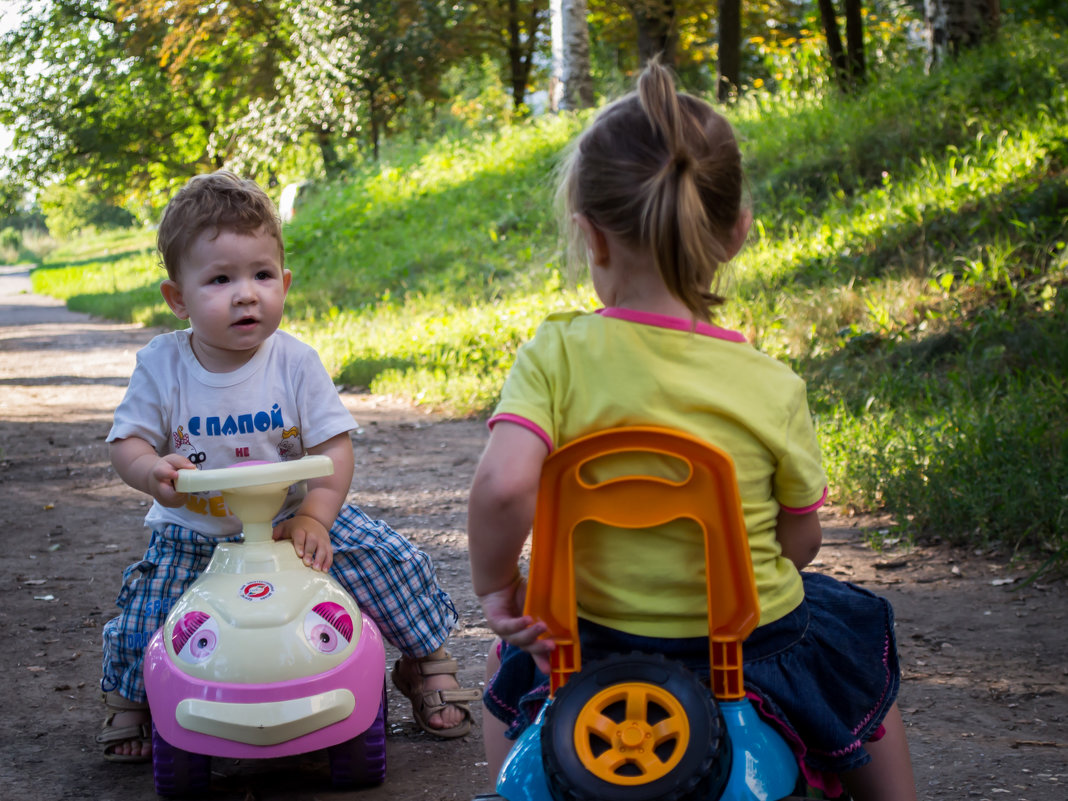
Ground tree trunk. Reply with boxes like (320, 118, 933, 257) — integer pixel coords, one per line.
(550, 0, 594, 111)
(317, 128, 342, 176)
(844, 0, 865, 85)
(924, 0, 1000, 70)
(365, 83, 381, 163)
(816, 0, 850, 91)
(717, 0, 741, 101)
(506, 0, 543, 110)
(626, 1, 677, 68)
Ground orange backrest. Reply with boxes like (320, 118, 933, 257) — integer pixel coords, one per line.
(523, 427, 760, 699)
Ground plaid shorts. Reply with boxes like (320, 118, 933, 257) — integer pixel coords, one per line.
(101, 504, 457, 702)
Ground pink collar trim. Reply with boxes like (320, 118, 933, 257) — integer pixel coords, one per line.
(597, 307, 747, 343)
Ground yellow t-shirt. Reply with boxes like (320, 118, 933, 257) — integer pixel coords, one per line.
(490, 308, 827, 638)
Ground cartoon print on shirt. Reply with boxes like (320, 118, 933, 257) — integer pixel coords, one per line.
(277, 426, 303, 460)
(173, 426, 191, 450)
(172, 425, 208, 469)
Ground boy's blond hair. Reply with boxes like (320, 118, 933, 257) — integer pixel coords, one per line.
(157, 170, 283, 279)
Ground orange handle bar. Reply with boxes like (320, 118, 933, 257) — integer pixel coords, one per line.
(523, 427, 760, 699)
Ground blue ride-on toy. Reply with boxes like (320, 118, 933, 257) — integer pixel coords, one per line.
(477, 427, 824, 801)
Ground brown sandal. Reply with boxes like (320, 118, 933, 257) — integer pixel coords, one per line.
(390, 652, 481, 739)
(95, 691, 152, 763)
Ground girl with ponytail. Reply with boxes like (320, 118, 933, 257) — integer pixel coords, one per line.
(468, 60, 916, 800)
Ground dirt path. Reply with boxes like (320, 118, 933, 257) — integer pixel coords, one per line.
(1, 263, 1065, 800)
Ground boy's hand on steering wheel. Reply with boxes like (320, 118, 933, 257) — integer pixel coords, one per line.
(150, 454, 195, 508)
(274, 514, 334, 572)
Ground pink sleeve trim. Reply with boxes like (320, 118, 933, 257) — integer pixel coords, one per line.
(779, 486, 828, 515)
(487, 413, 554, 453)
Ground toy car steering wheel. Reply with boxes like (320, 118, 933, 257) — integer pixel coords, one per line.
(174, 455, 334, 543)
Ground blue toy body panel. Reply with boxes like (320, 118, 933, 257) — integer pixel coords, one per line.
(495, 697, 799, 801)
(496, 705, 553, 801)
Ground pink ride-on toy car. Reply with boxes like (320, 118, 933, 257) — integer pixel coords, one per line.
(143, 456, 387, 796)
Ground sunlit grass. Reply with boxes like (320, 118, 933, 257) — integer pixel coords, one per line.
(291, 275, 597, 414)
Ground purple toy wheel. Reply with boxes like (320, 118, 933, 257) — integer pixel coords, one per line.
(151, 723, 212, 796)
(327, 683, 387, 788)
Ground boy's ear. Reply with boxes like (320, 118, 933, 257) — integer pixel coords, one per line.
(282, 268, 292, 296)
(574, 213, 610, 267)
(160, 279, 189, 320)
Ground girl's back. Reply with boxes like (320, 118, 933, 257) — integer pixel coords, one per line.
(494, 304, 824, 636)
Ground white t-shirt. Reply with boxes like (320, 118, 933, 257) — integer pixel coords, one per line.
(108, 329, 356, 537)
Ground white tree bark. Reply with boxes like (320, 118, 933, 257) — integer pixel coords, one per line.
(550, 0, 593, 111)
(924, 0, 998, 71)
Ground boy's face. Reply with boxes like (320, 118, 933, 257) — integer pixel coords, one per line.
(160, 226, 291, 372)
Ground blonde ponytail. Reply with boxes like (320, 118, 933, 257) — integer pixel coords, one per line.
(559, 59, 744, 321)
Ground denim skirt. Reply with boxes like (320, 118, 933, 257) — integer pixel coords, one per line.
(483, 571, 899, 790)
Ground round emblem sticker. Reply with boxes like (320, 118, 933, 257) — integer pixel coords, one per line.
(240, 580, 274, 601)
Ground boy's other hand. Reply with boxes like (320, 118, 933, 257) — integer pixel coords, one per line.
(274, 514, 334, 572)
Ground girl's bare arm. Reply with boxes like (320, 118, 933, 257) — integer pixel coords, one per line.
(775, 508, 823, 570)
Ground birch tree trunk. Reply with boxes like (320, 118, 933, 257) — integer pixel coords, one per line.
(925, 0, 1000, 70)
(550, 0, 594, 111)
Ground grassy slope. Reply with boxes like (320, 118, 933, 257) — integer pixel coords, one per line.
(32, 23, 1068, 562)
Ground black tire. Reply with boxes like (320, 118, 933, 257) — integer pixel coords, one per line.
(327, 683, 388, 788)
(151, 724, 212, 797)
(541, 653, 730, 801)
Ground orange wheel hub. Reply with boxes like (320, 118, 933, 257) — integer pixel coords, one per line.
(572, 681, 690, 786)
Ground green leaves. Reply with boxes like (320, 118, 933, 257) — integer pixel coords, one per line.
(0, 0, 282, 214)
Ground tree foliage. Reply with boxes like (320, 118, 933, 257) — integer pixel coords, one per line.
(0, 178, 26, 221)
(450, 0, 549, 112)
(0, 0, 1005, 228)
(38, 181, 136, 238)
(816, 0, 866, 90)
(494, 0, 549, 110)
(0, 0, 286, 215)
(222, 0, 469, 174)
(623, 0, 678, 66)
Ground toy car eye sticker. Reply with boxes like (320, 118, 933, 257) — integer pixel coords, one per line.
(172, 611, 220, 664)
(303, 601, 353, 654)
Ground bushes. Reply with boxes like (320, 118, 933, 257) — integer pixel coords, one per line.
(38, 182, 137, 240)
(0, 226, 20, 263)
(0, 226, 20, 251)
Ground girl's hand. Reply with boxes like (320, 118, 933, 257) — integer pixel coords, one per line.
(274, 514, 334, 572)
(149, 454, 195, 507)
(478, 577, 554, 673)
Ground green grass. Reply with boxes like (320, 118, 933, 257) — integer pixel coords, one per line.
(31, 22, 1068, 567)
